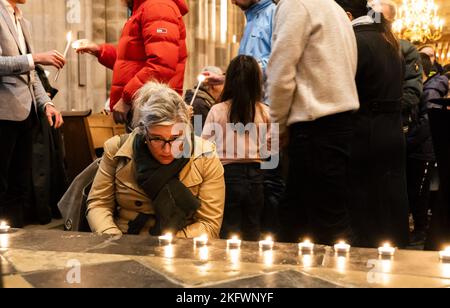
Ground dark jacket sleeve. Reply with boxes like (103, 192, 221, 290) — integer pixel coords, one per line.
(400, 40, 423, 126)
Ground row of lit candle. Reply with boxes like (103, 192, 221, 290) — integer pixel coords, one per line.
(1, 221, 449, 261)
(157, 233, 450, 260)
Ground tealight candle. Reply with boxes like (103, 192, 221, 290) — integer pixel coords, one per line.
(378, 243, 396, 257)
(334, 241, 351, 254)
(194, 234, 208, 246)
(0, 221, 10, 234)
(439, 247, 450, 262)
(298, 239, 314, 254)
(227, 236, 242, 249)
(259, 236, 274, 250)
(158, 233, 173, 246)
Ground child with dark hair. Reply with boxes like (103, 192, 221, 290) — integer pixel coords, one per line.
(202, 55, 271, 241)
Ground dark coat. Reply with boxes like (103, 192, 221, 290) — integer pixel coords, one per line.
(400, 40, 423, 129)
(407, 74, 449, 161)
(349, 24, 409, 248)
(184, 87, 216, 135)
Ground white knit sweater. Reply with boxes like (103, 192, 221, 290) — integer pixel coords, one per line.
(268, 0, 360, 134)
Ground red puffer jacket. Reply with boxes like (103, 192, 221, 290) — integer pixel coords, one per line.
(97, 0, 188, 110)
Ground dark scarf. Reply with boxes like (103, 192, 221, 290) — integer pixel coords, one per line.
(128, 134, 200, 235)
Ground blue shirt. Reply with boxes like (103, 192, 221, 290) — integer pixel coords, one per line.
(238, 0, 276, 75)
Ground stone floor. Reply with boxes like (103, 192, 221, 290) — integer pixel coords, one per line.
(1, 229, 450, 288)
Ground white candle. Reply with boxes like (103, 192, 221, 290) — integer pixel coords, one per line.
(54, 31, 72, 82)
(194, 234, 208, 246)
(378, 243, 396, 257)
(188, 74, 207, 106)
(158, 233, 173, 246)
(439, 247, 450, 262)
(227, 236, 242, 249)
(259, 236, 274, 250)
(0, 221, 10, 234)
(299, 239, 314, 254)
(334, 241, 351, 254)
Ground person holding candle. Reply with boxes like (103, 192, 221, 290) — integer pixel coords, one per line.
(0, 0, 65, 227)
(76, 0, 188, 126)
(202, 55, 271, 241)
(86, 82, 225, 239)
(335, 0, 409, 248)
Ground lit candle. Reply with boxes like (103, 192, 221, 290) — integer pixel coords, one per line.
(227, 236, 242, 249)
(439, 246, 450, 262)
(54, 31, 72, 82)
(334, 241, 351, 254)
(158, 233, 173, 246)
(0, 221, 10, 234)
(71, 39, 89, 50)
(298, 239, 314, 254)
(259, 236, 274, 250)
(188, 74, 207, 106)
(194, 234, 208, 246)
(378, 243, 396, 257)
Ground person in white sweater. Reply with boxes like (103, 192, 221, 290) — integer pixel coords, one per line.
(267, 0, 360, 245)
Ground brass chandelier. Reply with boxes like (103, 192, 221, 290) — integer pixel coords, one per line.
(392, 0, 445, 43)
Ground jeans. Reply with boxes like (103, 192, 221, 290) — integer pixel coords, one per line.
(220, 163, 264, 241)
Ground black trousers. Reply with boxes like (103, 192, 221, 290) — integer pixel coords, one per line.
(280, 112, 354, 245)
(220, 163, 264, 241)
(0, 109, 35, 227)
(407, 158, 433, 233)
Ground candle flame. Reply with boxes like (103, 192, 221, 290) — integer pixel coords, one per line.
(266, 236, 273, 242)
(0, 221, 6, 227)
(383, 242, 391, 248)
(197, 74, 206, 83)
(231, 235, 239, 241)
(66, 31, 73, 42)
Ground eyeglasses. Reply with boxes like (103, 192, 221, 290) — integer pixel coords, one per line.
(144, 126, 184, 149)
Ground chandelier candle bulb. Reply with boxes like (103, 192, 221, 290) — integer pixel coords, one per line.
(378, 243, 396, 257)
(194, 234, 208, 246)
(334, 241, 351, 254)
(439, 247, 450, 262)
(0, 221, 10, 233)
(259, 236, 274, 250)
(158, 233, 173, 246)
(299, 239, 314, 254)
(227, 236, 242, 249)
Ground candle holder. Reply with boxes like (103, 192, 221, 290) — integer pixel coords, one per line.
(158, 233, 173, 246)
(439, 247, 450, 262)
(378, 243, 396, 257)
(259, 237, 274, 251)
(227, 236, 242, 249)
(193, 235, 208, 247)
(0, 221, 10, 234)
(298, 239, 314, 254)
(334, 241, 351, 254)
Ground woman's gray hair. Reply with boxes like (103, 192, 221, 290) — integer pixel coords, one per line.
(132, 82, 191, 135)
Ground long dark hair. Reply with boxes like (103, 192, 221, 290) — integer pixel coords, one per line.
(221, 55, 262, 125)
(335, 0, 399, 53)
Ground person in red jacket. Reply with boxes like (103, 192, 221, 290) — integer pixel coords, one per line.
(76, 0, 188, 124)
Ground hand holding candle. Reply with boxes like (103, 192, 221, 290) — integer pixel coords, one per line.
(54, 31, 72, 82)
